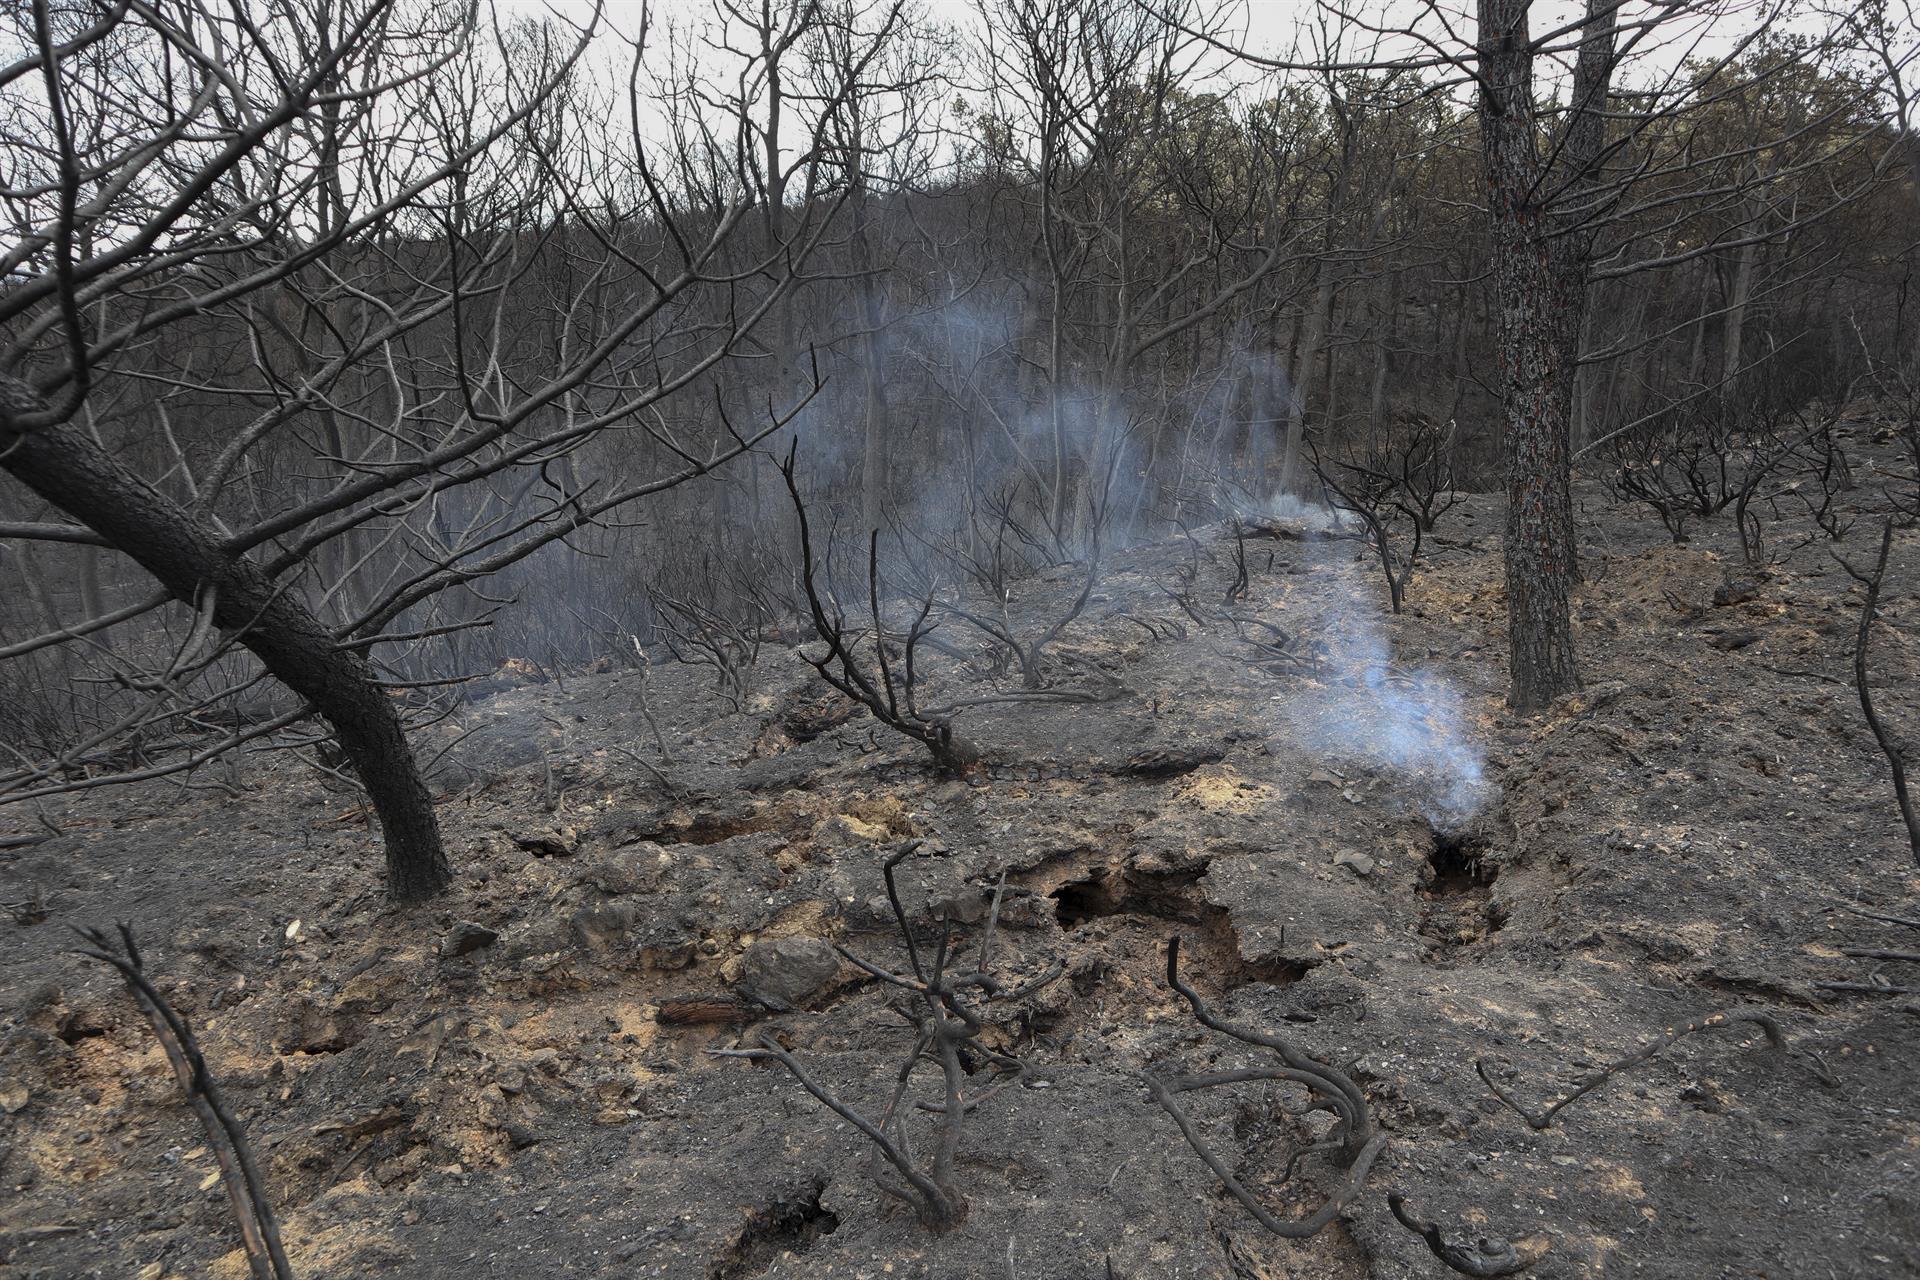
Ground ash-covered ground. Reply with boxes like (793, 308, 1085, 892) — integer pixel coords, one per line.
(3, 413, 1918, 1280)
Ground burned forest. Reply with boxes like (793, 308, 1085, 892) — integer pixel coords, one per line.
(3, 0, 1920, 1277)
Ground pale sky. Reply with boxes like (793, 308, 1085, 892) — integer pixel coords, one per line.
(517, 0, 1851, 95)
(506, 0, 1909, 134)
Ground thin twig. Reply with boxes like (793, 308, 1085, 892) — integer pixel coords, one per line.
(1475, 1010, 1784, 1131)
(73, 923, 293, 1279)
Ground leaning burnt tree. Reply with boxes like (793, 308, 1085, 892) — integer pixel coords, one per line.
(0, 0, 906, 899)
(0, 372, 458, 899)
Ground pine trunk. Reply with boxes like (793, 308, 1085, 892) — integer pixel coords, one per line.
(1476, 0, 1614, 710)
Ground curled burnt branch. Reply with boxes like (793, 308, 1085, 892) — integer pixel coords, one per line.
(712, 843, 1053, 1230)
(1145, 937, 1385, 1238)
(73, 923, 294, 1280)
(1836, 519, 1920, 867)
(1475, 1009, 1784, 1131)
(1387, 1191, 1537, 1277)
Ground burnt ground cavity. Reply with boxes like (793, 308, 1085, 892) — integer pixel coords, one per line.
(1417, 826, 1506, 956)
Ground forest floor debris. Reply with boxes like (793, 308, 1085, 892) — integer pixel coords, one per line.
(3, 460, 1919, 1278)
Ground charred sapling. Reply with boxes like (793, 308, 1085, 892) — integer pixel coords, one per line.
(1797, 410, 1856, 540)
(74, 923, 294, 1279)
(936, 541, 1101, 693)
(647, 587, 763, 713)
(1606, 428, 1699, 544)
(1311, 445, 1422, 613)
(714, 843, 1060, 1230)
(1729, 404, 1833, 570)
(1225, 519, 1250, 603)
(781, 447, 980, 771)
(1385, 416, 1461, 533)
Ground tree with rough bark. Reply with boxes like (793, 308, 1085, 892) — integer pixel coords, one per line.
(1179, 0, 1914, 710)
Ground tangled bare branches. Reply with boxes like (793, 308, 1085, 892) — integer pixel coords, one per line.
(782, 446, 981, 772)
(647, 589, 763, 713)
(73, 923, 293, 1280)
(1380, 417, 1462, 533)
(1142, 937, 1546, 1274)
(936, 545, 1100, 692)
(1143, 937, 1386, 1237)
(1605, 391, 1860, 554)
(714, 842, 1057, 1230)
(1309, 445, 1424, 614)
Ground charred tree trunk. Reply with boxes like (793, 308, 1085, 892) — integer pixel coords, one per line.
(1476, 0, 1614, 710)
(1281, 108, 1355, 497)
(852, 190, 892, 535)
(0, 375, 451, 902)
(1723, 184, 1767, 386)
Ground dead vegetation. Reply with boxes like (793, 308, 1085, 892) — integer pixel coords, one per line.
(1838, 519, 1920, 867)
(782, 448, 982, 773)
(6, 424, 1920, 1278)
(714, 843, 1061, 1230)
(72, 923, 293, 1280)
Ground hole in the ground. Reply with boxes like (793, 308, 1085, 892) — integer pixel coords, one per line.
(54, 1017, 108, 1046)
(664, 810, 776, 847)
(1424, 830, 1496, 896)
(1418, 829, 1502, 956)
(1047, 863, 1310, 991)
(1050, 873, 1117, 927)
(1050, 866, 1212, 928)
(707, 1177, 839, 1280)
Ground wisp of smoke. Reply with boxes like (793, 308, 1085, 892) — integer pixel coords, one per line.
(1280, 516, 1492, 829)
(1249, 491, 1343, 534)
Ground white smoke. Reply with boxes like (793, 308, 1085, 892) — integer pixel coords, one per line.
(1274, 509, 1492, 829)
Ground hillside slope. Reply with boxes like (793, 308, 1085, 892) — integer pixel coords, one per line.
(3, 421, 1918, 1280)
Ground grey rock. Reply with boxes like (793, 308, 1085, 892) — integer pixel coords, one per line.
(575, 842, 671, 896)
(1706, 628, 1761, 652)
(735, 937, 840, 1007)
(570, 901, 639, 953)
(1332, 849, 1375, 877)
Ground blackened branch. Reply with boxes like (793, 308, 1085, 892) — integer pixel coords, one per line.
(1837, 519, 1920, 867)
(1475, 1009, 1784, 1131)
(1145, 937, 1384, 1239)
(712, 842, 1052, 1231)
(73, 923, 294, 1280)
(1388, 1190, 1538, 1277)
